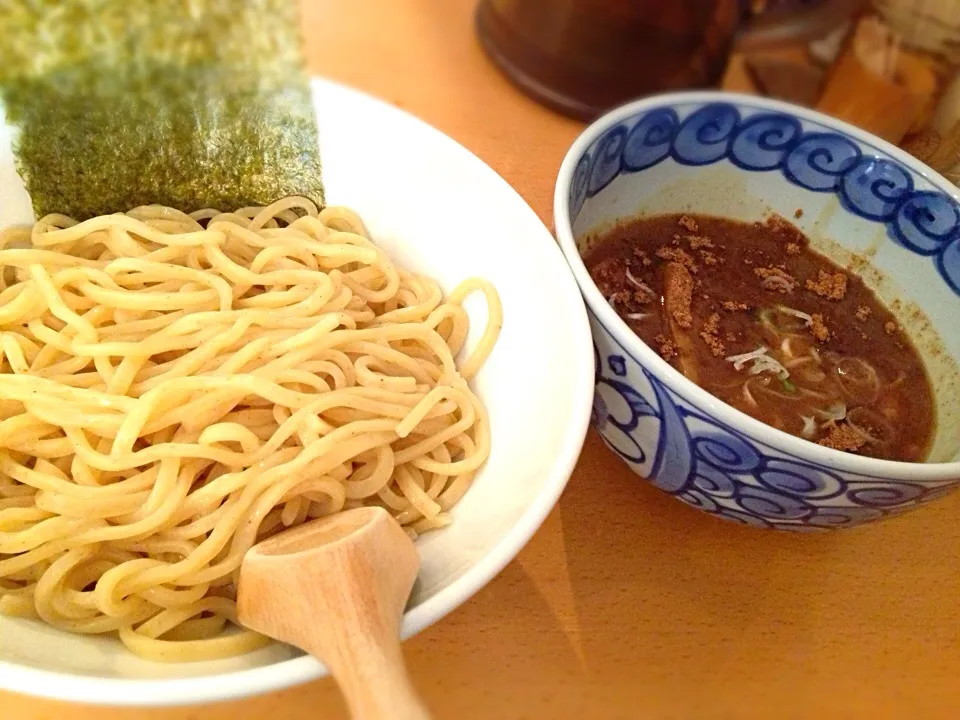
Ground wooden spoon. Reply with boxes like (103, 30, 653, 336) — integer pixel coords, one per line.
(237, 506, 431, 720)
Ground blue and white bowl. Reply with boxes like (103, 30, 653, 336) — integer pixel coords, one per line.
(555, 92, 960, 530)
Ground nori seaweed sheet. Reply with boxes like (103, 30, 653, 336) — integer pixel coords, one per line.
(0, 0, 324, 219)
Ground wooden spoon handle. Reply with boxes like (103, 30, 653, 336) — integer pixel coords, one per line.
(319, 632, 431, 720)
(237, 508, 430, 719)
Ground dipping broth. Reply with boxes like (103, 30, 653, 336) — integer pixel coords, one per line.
(586, 213, 935, 462)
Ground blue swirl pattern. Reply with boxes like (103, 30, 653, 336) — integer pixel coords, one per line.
(587, 125, 628, 196)
(783, 133, 861, 192)
(672, 104, 740, 166)
(840, 158, 914, 220)
(623, 108, 678, 171)
(729, 113, 801, 171)
(590, 314, 955, 530)
(576, 102, 960, 297)
(892, 192, 959, 256)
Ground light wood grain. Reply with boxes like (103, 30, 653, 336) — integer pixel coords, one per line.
(238, 508, 430, 720)
(6, 1, 960, 718)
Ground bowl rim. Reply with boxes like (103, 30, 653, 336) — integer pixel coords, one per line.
(0, 77, 597, 707)
(554, 89, 960, 479)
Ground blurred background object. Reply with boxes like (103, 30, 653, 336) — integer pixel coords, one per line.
(817, 0, 960, 156)
(879, 0, 960, 183)
(475, 0, 866, 119)
(875, 0, 960, 67)
(743, 54, 826, 105)
(817, 13, 940, 143)
(922, 71, 960, 184)
(476, 0, 960, 186)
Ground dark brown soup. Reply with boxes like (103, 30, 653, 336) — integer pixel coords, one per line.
(586, 213, 936, 462)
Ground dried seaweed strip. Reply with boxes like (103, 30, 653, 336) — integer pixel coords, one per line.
(0, 0, 324, 219)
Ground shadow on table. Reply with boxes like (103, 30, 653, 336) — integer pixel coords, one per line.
(553, 430, 960, 715)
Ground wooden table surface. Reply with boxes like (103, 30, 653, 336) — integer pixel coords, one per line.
(7, 1, 960, 718)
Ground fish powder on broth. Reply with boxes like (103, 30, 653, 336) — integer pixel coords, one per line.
(586, 213, 936, 462)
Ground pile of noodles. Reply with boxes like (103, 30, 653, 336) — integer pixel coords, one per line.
(0, 197, 501, 661)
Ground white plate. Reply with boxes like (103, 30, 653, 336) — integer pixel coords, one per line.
(0, 78, 594, 706)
